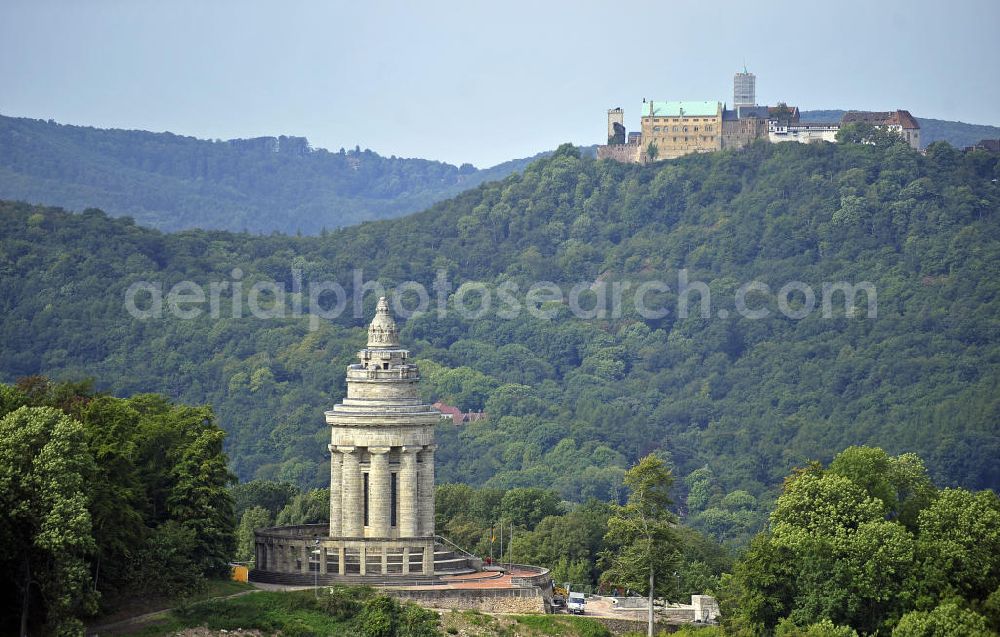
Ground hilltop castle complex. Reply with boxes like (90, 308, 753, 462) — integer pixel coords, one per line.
(598, 70, 920, 164)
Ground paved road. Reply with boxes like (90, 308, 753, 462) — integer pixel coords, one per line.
(557, 596, 650, 620)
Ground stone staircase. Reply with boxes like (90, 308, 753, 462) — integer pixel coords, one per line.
(433, 544, 478, 575)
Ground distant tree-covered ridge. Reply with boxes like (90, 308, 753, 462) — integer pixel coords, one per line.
(1, 112, 996, 235)
(0, 114, 546, 234)
(1, 139, 998, 553)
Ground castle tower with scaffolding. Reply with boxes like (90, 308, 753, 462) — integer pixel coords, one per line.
(734, 68, 756, 111)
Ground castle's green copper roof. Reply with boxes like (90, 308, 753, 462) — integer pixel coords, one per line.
(642, 101, 721, 117)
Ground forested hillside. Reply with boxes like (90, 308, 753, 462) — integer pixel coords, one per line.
(2, 139, 998, 547)
(0, 114, 541, 234)
(2, 113, 996, 236)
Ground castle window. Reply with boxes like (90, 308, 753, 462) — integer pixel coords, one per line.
(363, 472, 370, 527)
(390, 473, 398, 527)
(694, 126, 699, 131)
(683, 127, 688, 132)
(653, 126, 661, 132)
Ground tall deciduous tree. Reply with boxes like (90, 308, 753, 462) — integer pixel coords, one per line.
(167, 426, 236, 575)
(600, 454, 678, 637)
(77, 396, 146, 594)
(894, 601, 993, 637)
(912, 488, 1000, 607)
(723, 467, 917, 634)
(236, 506, 272, 562)
(827, 446, 936, 530)
(0, 407, 98, 636)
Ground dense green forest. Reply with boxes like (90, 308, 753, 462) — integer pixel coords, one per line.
(233, 446, 1000, 636)
(5, 373, 996, 636)
(2, 138, 999, 553)
(720, 446, 1000, 636)
(801, 110, 1000, 149)
(0, 114, 542, 233)
(0, 377, 235, 636)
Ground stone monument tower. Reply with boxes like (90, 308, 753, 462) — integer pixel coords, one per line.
(250, 300, 554, 592)
(251, 299, 484, 583)
(325, 297, 439, 575)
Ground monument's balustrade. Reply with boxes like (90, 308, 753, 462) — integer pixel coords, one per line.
(252, 524, 479, 584)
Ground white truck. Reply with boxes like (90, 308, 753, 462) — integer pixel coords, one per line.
(567, 592, 586, 615)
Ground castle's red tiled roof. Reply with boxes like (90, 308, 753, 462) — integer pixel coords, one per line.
(767, 105, 800, 122)
(842, 110, 919, 129)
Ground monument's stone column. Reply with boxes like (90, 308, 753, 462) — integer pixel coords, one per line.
(328, 445, 342, 536)
(419, 445, 436, 536)
(399, 446, 419, 536)
(340, 446, 362, 536)
(368, 446, 391, 537)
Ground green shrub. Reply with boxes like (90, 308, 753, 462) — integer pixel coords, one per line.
(357, 595, 399, 637)
(319, 585, 365, 619)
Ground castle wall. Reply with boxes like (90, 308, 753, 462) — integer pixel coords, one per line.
(597, 143, 641, 163)
(769, 124, 839, 144)
(722, 118, 768, 150)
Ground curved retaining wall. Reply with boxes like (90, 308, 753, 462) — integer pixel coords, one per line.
(386, 587, 547, 614)
(507, 564, 552, 589)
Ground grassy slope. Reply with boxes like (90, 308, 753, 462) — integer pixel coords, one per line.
(109, 589, 621, 637)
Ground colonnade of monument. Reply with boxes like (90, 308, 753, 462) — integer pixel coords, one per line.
(327, 443, 435, 537)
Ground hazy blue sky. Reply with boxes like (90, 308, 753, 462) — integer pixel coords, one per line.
(2, 0, 998, 167)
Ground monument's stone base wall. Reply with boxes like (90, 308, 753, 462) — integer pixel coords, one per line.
(387, 587, 547, 614)
(253, 524, 441, 578)
(249, 569, 439, 587)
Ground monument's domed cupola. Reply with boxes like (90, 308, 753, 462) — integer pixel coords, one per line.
(367, 297, 400, 348)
